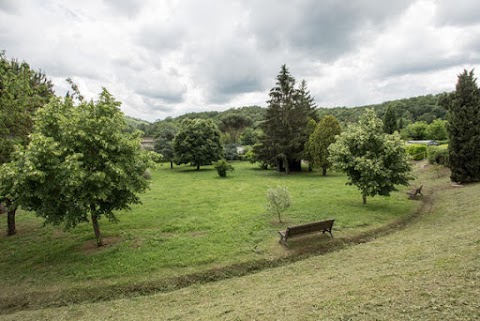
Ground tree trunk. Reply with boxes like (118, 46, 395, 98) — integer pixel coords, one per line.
(170, 161, 173, 169)
(7, 207, 17, 236)
(322, 167, 327, 176)
(196, 164, 200, 170)
(308, 163, 313, 172)
(91, 211, 103, 247)
(362, 195, 367, 204)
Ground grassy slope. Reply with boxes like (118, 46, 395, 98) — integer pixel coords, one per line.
(2, 163, 478, 320)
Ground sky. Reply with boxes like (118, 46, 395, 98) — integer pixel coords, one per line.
(1, 0, 480, 122)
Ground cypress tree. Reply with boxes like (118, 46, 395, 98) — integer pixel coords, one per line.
(442, 69, 480, 183)
(383, 105, 397, 134)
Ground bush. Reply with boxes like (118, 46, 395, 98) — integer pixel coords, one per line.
(214, 159, 234, 177)
(266, 186, 291, 223)
(405, 144, 427, 160)
(427, 146, 449, 166)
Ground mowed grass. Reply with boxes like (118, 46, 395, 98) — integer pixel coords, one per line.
(0, 161, 417, 311)
(3, 163, 478, 320)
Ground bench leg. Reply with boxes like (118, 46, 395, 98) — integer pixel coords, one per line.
(279, 235, 289, 247)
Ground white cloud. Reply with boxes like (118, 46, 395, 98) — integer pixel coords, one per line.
(2, 0, 480, 121)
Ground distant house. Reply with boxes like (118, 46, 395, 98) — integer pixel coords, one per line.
(141, 137, 155, 150)
(406, 140, 439, 146)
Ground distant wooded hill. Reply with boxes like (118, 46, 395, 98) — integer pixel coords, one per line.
(135, 93, 446, 137)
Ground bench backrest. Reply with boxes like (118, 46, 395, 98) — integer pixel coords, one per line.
(286, 219, 334, 237)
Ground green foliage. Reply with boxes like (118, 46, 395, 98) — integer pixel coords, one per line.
(329, 109, 411, 204)
(383, 105, 397, 134)
(0, 52, 54, 165)
(266, 186, 291, 223)
(2, 89, 155, 245)
(427, 146, 449, 166)
(304, 115, 341, 175)
(219, 114, 253, 144)
(258, 66, 317, 173)
(403, 121, 428, 140)
(214, 159, 234, 177)
(405, 144, 428, 160)
(425, 119, 447, 140)
(441, 69, 480, 183)
(153, 122, 178, 168)
(173, 118, 223, 170)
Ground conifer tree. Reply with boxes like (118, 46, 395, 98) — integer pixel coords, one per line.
(442, 69, 480, 183)
(258, 65, 316, 173)
(383, 105, 397, 134)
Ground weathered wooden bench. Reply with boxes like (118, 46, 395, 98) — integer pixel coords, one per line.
(278, 219, 334, 246)
(407, 185, 423, 199)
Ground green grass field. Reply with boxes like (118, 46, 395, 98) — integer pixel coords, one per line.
(0, 161, 419, 313)
(1, 162, 478, 320)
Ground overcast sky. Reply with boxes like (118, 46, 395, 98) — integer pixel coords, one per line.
(2, 0, 480, 121)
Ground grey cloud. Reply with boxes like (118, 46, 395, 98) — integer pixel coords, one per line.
(434, 0, 480, 26)
(102, 0, 143, 18)
(248, 0, 415, 61)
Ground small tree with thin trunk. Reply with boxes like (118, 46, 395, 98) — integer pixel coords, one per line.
(266, 186, 291, 223)
(4, 88, 154, 246)
(329, 109, 411, 204)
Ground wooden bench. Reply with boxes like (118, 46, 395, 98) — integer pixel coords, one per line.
(279, 219, 334, 246)
(407, 185, 423, 199)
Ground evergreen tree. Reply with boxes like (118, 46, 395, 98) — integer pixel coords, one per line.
(441, 69, 480, 183)
(305, 115, 341, 176)
(258, 65, 316, 173)
(383, 105, 397, 134)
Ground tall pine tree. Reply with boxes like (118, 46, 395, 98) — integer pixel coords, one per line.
(258, 65, 316, 173)
(442, 69, 480, 183)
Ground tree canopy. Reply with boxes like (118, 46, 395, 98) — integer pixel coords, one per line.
(1, 89, 154, 246)
(173, 118, 223, 170)
(329, 109, 411, 204)
(0, 51, 54, 235)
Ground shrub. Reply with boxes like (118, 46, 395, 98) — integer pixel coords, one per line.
(405, 144, 427, 160)
(214, 159, 234, 177)
(427, 146, 449, 166)
(266, 186, 291, 223)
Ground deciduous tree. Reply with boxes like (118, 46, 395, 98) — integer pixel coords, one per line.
(2, 89, 154, 246)
(329, 109, 411, 204)
(0, 52, 54, 235)
(173, 118, 223, 170)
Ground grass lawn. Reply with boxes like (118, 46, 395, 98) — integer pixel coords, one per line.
(0, 161, 418, 312)
(2, 162, 478, 320)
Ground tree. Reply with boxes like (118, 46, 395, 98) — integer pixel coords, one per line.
(258, 65, 317, 173)
(329, 109, 411, 204)
(2, 89, 154, 246)
(173, 118, 223, 170)
(383, 105, 397, 134)
(441, 69, 480, 183)
(0, 52, 54, 235)
(154, 122, 178, 169)
(266, 186, 291, 223)
(219, 114, 252, 144)
(425, 119, 447, 140)
(404, 121, 428, 140)
(305, 115, 341, 176)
